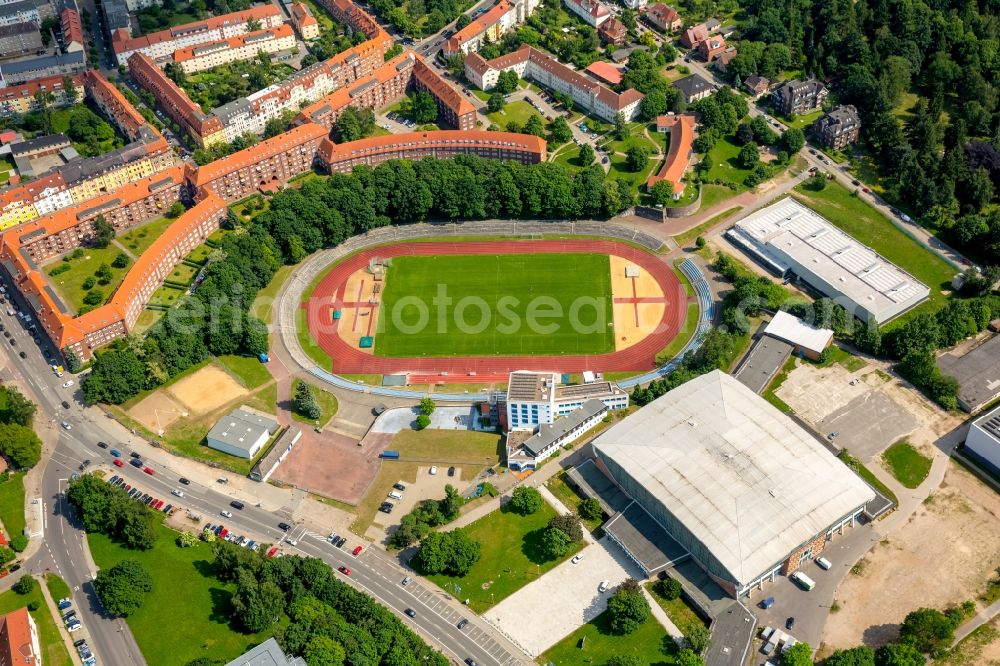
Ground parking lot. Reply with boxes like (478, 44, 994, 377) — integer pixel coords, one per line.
(484, 537, 644, 657)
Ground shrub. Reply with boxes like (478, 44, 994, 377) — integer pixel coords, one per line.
(12, 575, 36, 595)
(10, 535, 27, 552)
(657, 577, 682, 600)
(607, 578, 650, 634)
(82, 276, 96, 290)
(509, 486, 543, 515)
(415, 414, 431, 430)
(579, 497, 603, 521)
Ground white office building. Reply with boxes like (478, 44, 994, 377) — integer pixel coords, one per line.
(726, 197, 930, 324)
(965, 405, 1000, 477)
(504, 370, 628, 431)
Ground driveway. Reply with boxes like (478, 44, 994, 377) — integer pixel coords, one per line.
(484, 536, 645, 657)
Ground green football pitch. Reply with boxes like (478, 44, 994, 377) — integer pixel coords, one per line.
(375, 253, 615, 356)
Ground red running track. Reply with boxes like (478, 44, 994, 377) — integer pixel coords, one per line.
(303, 240, 687, 380)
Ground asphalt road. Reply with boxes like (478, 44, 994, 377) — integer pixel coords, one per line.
(0, 279, 526, 666)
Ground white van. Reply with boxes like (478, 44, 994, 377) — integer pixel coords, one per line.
(816, 557, 832, 570)
(791, 571, 816, 591)
(388, 491, 402, 500)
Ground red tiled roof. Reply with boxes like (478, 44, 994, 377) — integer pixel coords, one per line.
(0, 608, 36, 666)
(444, 0, 511, 53)
(0, 73, 84, 104)
(60, 8, 84, 46)
(173, 24, 294, 62)
(290, 2, 318, 26)
(317, 130, 546, 165)
(413, 55, 475, 118)
(585, 61, 622, 85)
(646, 3, 680, 26)
(646, 114, 694, 193)
(113, 5, 282, 55)
(193, 123, 327, 187)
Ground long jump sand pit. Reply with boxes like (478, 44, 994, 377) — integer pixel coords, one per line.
(165, 364, 248, 416)
(609, 255, 667, 351)
(127, 391, 187, 433)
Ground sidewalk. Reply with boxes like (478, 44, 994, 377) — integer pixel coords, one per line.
(641, 584, 684, 642)
(953, 597, 1000, 646)
(37, 575, 82, 661)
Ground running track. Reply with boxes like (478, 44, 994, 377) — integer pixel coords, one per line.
(303, 240, 687, 379)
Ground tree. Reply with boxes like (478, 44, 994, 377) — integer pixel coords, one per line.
(487, 93, 504, 113)
(92, 215, 114, 248)
(232, 569, 285, 632)
(509, 486, 543, 515)
(737, 142, 760, 169)
(736, 122, 755, 146)
(686, 623, 710, 654)
(782, 642, 814, 666)
(650, 179, 675, 205)
(605, 656, 643, 666)
(304, 635, 346, 666)
(547, 513, 583, 542)
(167, 201, 185, 218)
(579, 497, 602, 521)
(549, 117, 572, 144)
(606, 579, 650, 634)
(805, 173, 827, 191)
(640, 91, 668, 120)
(625, 145, 651, 172)
(410, 91, 438, 124)
(177, 531, 198, 547)
(874, 642, 924, 666)
(455, 13, 471, 29)
(493, 70, 518, 94)
(577, 143, 595, 166)
(293, 382, 322, 420)
(0, 386, 35, 427)
(656, 576, 682, 600)
(419, 397, 436, 416)
(111, 253, 130, 269)
(823, 646, 875, 666)
(12, 576, 36, 595)
(0, 424, 41, 468)
(0, 547, 13, 565)
(540, 526, 572, 559)
(674, 649, 704, 666)
(899, 607, 956, 653)
(523, 114, 546, 137)
(782, 127, 805, 154)
(415, 530, 480, 576)
(613, 112, 628, 140)
(94, 560, 152, 617)
(62, 75, 78, 104)
(335, 106, 377, 142)
(10, 535, 27, 552)
(82, 348, 149, 405)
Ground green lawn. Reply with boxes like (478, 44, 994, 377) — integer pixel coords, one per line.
(166, 263, 199, 285)
(390, 428, 501, 464)
(550, 144, 591, 173)
(838, 449, 899, 505)
(88, 520, 275, 665)
(44, 246, 129, 315)
(486, 100, 542, 129)
(377, 253, 614, 356)
(703, 135, 753, 188)
(699, 183, 738, 210)
(780, 108, 824, 130)
(608, 153, 659, 190)
(0, 579, 72, 666)
(673, 206, 741, 247)
(793, 181, 956, 298)
(296, 308, 333, 369)
(542, 608, 676, 665)
(132, 309, 163, 336)
(546, 471, 603, 532)
(0, 472, 25, 541)
(656, 302, 699, 364)
(425, 503, 581, 613)
(250, 264, 295, 326)
(148, 284, 185, 308)
(291, 379, 338, 427)
(881, 440, 932, 489)
(118, 216, 174, 255)
(646, 581, 708, 638)
(601, 125, 660, 156)
(44, 573, 71, 602)
(216, 354, 273, 390)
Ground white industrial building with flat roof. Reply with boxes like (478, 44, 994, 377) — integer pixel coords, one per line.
(206, 407, 279, 459)
(726, 197, 930, 324)
(592, 370, 875, 597)
(764, 310, 834, 360)
(965, 405, 1000, 477)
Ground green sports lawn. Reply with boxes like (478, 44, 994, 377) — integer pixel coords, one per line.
(375, 253, 615, 356)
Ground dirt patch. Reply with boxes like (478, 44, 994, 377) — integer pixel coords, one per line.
(609, 255, 667, 351)
(822, 463, 1000, 651)
(127, 391, 186, 434)
(272, 430, 377, 505)
(166, 364, 248, 416)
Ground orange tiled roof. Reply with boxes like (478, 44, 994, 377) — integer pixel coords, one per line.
(173, 24, 294, 62)
(60, 8, 85, 46)
(85, 71, 150, 138)
(646, 114, 695, 193)
(113, 5, 282, 54)
(413, 55, 475, 118)
(317, 130, 546, 165)
(0, 608, 36, 666)
(585, 61, 622, 84)
(444, 0, 511, 53)
(193, 123, 327, 186)
(0, 73, 84, 104)
(290, 3, 318, 26)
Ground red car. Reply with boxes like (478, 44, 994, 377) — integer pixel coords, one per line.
(862, 187, 870, 193)
(154, 500, 164, 509)
(338, 566, 351, 575)
(113, 459, 124, 468)
(266, 547, 278, 558)
(143, 466, 154, 475)
(352, 545, 363, 556)
(219, 528, 229, 538)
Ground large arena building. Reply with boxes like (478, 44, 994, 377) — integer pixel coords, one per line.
(591, 370, 875, 597)
(726, 197, 929, 323)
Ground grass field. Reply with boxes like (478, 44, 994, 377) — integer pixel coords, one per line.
(0, 579, 72, 666)
(44, 573, 71, 602)
(673, 206, 741, 247)
(250, 264, 295, 326)
(780, 108, 824, 130)
(542, 608, 675, 665)
(646, 581, 708, 638)
(88, 521, 274, 665)
(425, 503, 581, 613)
(376, 253, 614, 356)
(291, 379, 338, 426)
(0, 472, 25, 541)
(546, 471, 604, 532)
(656, 302, 699, 364)
(118, 217, 174, 255)
(45, 246, 129, 315)
(881, 440, 932, 489)
(486, 100, 542, 130)
(703, 135, 753, 188)
(793, 182, 955, 300)
(215, 354, 273, 390)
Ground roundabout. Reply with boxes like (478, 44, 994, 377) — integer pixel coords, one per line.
(298, 238, 688, 382)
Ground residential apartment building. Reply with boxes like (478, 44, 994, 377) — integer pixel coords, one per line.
(317, 130, 546, 173)
(101, 0, 129, 34)
(85, 70, 148, 140)
(315, 0, 383, 39)
(645, 3, 681, 32)
(0, 22, 42, 59)
(0, 0, 52, 28)
(190, 122, 327, 201)
(504, 371, 628, 431)
(112, 5, 285, 65)
(680, 22, 710, 48)
(173, 24, 296, 74)
(289, 2, 319, 40)
(0, 608, 40, 666)
(619, 0, 645, 9)
(412, 56, 476, 129)
(673, 73, 712, 103)
(465, 46, 643, 122)
(60, 6, 83, 51)
(563, 0, 609, 26)
(0, 50, 84, 84)
(812, 104, 860, 150)
(0, 72, 83, 116)
(442, 0, 538, 57)
(62, 127, 175, 203)
(772, 78, 827, 116)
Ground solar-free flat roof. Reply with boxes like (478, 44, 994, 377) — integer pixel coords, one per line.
(731, 197, 930, 322)
(937, 335, 1000, 411)
(764, 310, 834, 355)
(592, 370, 875, 588)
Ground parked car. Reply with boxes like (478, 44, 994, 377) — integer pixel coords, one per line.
(113, 459, 124, 468)
(353, 545, 363, 556)
(816, 557, 832, 570)
(402, 576, 411, 586)
(338, 566, 351, 575)
(457, 618, 469, 630)
(429, 466, 438, 475)
(130, 452, 141, 459)
(598, 580, 610, 592)
(447, 466, 455, 477)
(392, 483, 406, 491)
(571, 554, 584, 564)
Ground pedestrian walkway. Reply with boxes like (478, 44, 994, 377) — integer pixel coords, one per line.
(641, 584, 684, 642)
(38, 575, 82, 660)
(952, 598, 1000, 646)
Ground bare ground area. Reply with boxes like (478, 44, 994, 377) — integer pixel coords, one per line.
(822, 463, 1000, 651)
(167, 364, 248, 415)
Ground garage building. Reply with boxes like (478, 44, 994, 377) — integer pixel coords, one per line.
(726, 197, 929, 324)
(592, 370, 875, 598)
(206, 406, 279, 459)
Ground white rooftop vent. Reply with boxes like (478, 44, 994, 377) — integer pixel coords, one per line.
(810, 228, 828, 240)
(888, 282, 910, 294)
(833, 246, 852, 257)
(861, 263, 880, 275)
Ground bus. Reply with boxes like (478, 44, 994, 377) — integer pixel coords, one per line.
(791, 571, 816, 591)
